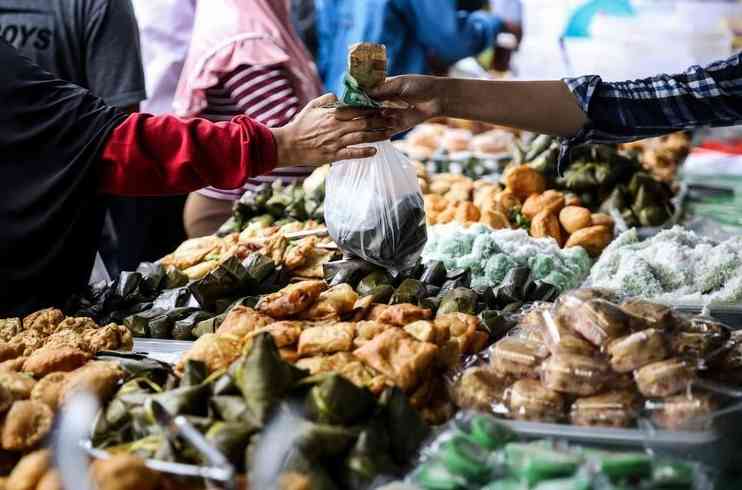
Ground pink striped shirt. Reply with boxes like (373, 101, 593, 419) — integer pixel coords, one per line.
(196, 64, 312, 200)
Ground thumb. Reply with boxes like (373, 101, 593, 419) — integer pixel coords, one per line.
(310, 93, 338, 108)
(368, 76, 405, 100)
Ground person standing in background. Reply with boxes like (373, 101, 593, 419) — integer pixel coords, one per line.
(176, 0, 325, 238)
(314, 0, 512, 96)
(0, 0, 147, 277)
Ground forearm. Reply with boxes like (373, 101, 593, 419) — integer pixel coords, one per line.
(436, 78, 588, 137)
(100, 113, 277, 196)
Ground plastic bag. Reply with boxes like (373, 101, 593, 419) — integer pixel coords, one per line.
(325, 140, 427, 273)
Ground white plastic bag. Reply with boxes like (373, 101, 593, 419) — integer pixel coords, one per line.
(324, 141, 427, 273)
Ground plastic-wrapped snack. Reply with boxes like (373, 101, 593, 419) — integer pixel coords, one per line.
(490, 337, 549, 379)
(540, 309, 596, 356)
(634, 358, 696, 398)
(681, 316, 730, 337)
(507, 379, 565, 422)
(570, 390, 640, 428)
(451, 366, 510, 412)
(607, 328, 670, 373)
(540, 352, 612, 396)
(671, 332, 726, 361)
(570, 299, 632, 347)
(649, 392, 717, 431)
(620, 298, 674, 331)
(554, 288, 621, 327)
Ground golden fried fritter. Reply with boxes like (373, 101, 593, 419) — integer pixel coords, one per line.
(23, 347, 91, 377)
(31, 372, 68, 411)
(0, 383, 13, 413)
(52, 317, 97, 334)
(5, 449, 49, 490)
(2, 400, 53, 451)
(91, 454, 160, 490)
(82, 324, 133, 353)
(297, 323, 355, 357)
(36, 470, 63, 490)
(41, 329, 88, 352)
(161, 235, 223, 270)
(256, 280, 328, 318)
(0, 342, 23, 363)
(9, 330, 45, 357)
(216, 306, 273, 339)
(176, 334, 241, 375)
(298, 284, 359, 321)
(22, 308, 64, 336)
(246, 321, 303, 348)
(0, 370, 35, 399)
(0, 357, 27, 372)
(0, 318, 22, 343)
(60, 361, 124, 405)
(376, 303, 433, 327)
(284, 236, 319, 270)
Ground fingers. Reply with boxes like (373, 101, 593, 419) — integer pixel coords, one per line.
(334, 146, 378, 161)
(310, 93, 337, 108)
(367, 76, 404, 99)
(337, 129, 390, 149)
(341, 116, 392, 133)
(334, 106, 381, 121)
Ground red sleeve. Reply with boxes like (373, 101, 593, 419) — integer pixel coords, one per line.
(99, 113, 277, 196)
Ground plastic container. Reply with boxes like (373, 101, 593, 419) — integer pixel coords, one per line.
(490, 337, 549, 379)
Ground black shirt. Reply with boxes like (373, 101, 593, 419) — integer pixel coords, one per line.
(0, 39, 124, 316)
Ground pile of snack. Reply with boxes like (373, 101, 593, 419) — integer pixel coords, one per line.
(451, 288, 741, 430)
(589, 226, 742, 306)
(93, 333, 430, 489)
(411, 413, 705, 490)
(621, 132, 691, 183)
(176, 280, 494, 423)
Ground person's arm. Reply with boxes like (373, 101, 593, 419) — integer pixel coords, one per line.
(402, 0, 502, 63)
(85, 0, 147, 108)
(100, 94, 393, 196)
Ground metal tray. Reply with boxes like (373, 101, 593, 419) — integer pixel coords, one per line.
(132, 338, 193, 364)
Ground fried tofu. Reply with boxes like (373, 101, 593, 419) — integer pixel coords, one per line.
(216, 306, 273, 338)
(376, 303, 433, 327)
(295, 352, 356, 374)
(354, 329, 438, 392)
(257, 280, 328, 318)
(298, 323, 355, 357)
(299, 284, 359, 321)
(246, 321, 303, 348)
(176, 334, 241, 375)
(403, 321, 436, 343)
(353, 321, 393, 348)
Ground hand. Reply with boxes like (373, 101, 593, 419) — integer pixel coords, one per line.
(368, 75, 444, 134)
(271, 93, 393, 166)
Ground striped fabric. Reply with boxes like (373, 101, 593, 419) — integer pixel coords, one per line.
(197, 64, 312, 200)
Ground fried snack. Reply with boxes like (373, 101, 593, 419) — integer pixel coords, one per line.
(620, 298, 674, 331)
(348, 42, 387, 90)
(60, 361, 125, 404)
(503, 165, 546, 201)
(246, 321, 303, 348)
(91, 454, 161, 490)
(682, 316, 729, 336)
(0, 371, 35, 399)
(0, 342, 23, 362)
(590, 213, 614, 229)
(607, 329, 670, 373)
(479, 207, 511, 229)
(284, 236, 319, 270)
(671, 332, 724, 360)
(490, 337, 549, 379)
(2, 400, 53, 451)
(53, 317, 97, 334)
(82, 323, 133, 352)
(365, 304, 390, 321)
(494, 189, 521, 211)
(541, 352, 612, 396)
(22, 308, 64, 335)
(336, 360, 389, 396)
(403, 320, 437, 344)
(565, 225, 613, 257)
(353, 321, 393, 348)
(299, 284, 359, 321)
(571, 299, 632, 347)
(376, 303, 432, 327)
(5, 449, 49, 490)
(30, 373, 68, 411)
(451, 366, 509, 411)
(354, 329, 438, 392)
(522, 190, 565, 220)
(36, 470, 63, 490)
(23, 347, 91, 377)
(0, 357, 27, 372)
(41, 329, 88, 352)
(256, 280, 328, 318)
(0, 318, 22, 342)
(182, 260, 219, 281)
(530, 209, 563, 244)
(216, 306, 273, 338)
(651, 393, 717, 431)
(176, 334, 241, 375)
(559, 206, 592, 234)
(295, 352, 356, 374)
(278, 472, 312, 490)
(160, 235, 222, 270)
(436, 339, 462, 370)
(507, 379, 565, 422)
(454, 201, 481, 224)
(10, 330, 45, 357)
(0, 383, 13, 413)
(298, 323, 355, 357)
(570, 390, 640, 428)
(635, 358, 695, 398)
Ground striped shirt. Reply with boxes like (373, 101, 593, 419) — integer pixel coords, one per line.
(197, 64, 313, 200)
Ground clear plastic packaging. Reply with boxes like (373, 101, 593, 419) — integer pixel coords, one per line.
(490, 337, 549, 379)
(540, 352, 613, 396)
(450, 366, 510, 414)
(506, 379, 566, 423)
(647, 391, 718, 431)
(620, 298, 675, 330)
(324, 140, 427, 273)
(540, 309, 597, 356)
(570, 389, 641, 428)
(634, 358, 697, 398)
(606, 328, 670, 373)
(570, 298, 633, 348)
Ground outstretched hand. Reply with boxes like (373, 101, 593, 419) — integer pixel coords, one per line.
(271, 93, 394, 166)
(368, 75, 444, 135)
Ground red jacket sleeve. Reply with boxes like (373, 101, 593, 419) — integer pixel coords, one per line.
(99, 113, 277, 196)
